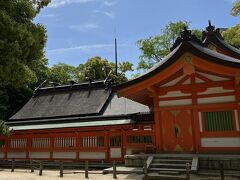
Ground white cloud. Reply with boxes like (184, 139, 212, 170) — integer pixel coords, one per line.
(224, 0, 236, 4)
(103, 0, 117, 6)
(40, 14, 59, 18)
(49, 0, 96, 8)
(47, 43, 130, 54)
(93, 10, 115, 18)
(69, 23, 99, 31)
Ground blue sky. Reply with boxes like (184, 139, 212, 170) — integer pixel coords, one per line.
(35, 0, 239, 74)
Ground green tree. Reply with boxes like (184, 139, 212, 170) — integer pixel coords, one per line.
(222, 24, 240, 48)
(231, 0, 240, 16)
(48, 57, 133, 85)
(49, 63, 78, 84)
(0, 120, 11, 136)
(137, 21, 201, 72)
(0, 0, 50, 87)
(79, 56, 133, 84)
(79, 56, 113, 81)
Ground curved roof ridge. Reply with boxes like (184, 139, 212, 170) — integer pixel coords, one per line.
(115, 40, 240, 91)
(202, 22, 240, 59)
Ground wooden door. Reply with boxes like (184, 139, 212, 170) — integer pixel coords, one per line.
(161, 110, 194, 152)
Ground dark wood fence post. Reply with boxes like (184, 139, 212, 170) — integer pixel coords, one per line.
(186, 162, 190, 180)
(39, 161, 43, 176)
(60, 161, 63, 177)
(220, 161, 224, 180)
(30, 159, 34, 172)
(85, 160, 89, 179)
(11, 158, 14, 172)
(143, 160, 147, 180)
(113, 160, 117, 179)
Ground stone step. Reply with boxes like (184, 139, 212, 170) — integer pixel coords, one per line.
(151, 163, 189, 168)
(158, 171, 181, 175)
(153, 159, 192, 163)
(145, 173, 187, 180)
(149, 167, 187, 172)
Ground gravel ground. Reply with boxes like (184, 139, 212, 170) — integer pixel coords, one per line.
(0, 169, 239, 180)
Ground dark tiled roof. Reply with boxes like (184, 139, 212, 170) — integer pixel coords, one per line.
(10, 81, 111, 121)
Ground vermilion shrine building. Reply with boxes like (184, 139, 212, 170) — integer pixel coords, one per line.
(1, 24, 240, 162)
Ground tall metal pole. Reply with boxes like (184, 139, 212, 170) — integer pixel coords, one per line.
(114, 28, 118, 76)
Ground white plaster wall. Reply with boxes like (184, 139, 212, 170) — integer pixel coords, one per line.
(0, 152, 5, 158)
(110, 148, 121, 158)
(159, 91, 191, 98)
(29, 152, 50, 159)
(201, 137, 240, 147)
(8, 152, 26, 158)
(197, 72, 229, 81)
(159, 99, 192, 107)
(79, 152, 105, 159)
(53, 152, 76, 159)
(197, 96, 235, 104)
(197, 87, 234, 95)
(161, 75, 185, 87)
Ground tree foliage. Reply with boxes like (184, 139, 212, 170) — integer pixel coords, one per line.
(137, 21, 201, 72)
(48, 57, 133, 85)
(222, 24, 240, 48)
(231, 0, 240, 16)
(0, 0, 50, 87)
(49, 63, 78, 84)
(0, 120, 11, 136)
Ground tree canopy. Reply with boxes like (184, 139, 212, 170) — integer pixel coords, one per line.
(222, 24, 240, 48)
(0, 0, 50, 87)
(137, 21, 201, 72)
(231, 0, 240, 16)
(48, 56, 133, 85)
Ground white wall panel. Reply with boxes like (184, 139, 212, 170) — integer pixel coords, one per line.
(79, 152, 105, 159)
(29, 152, 50, 159)
(159, 99, 192, 107)
(8, 152, 26, 158)
(110, 148, 121, 158)
(201, 137, 240, 147)
(197, 96, 235, 104)
(0, 152, 5, 158)
(53, 152, 76, 159)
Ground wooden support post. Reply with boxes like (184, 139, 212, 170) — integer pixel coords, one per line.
(85, 160, 88, 179)
(143, 161, 148, 180)
(39, 161, 43, 176)
(11, 158, 14, 172)
(60, 161, 63, 178)
(113, 160, 117, 179)
(186, 163, 190, 180)
(220, 162, 224, 180)
(30, 159, 34, 172)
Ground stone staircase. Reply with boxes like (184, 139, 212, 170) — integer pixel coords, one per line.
(144, 155, 198, 180)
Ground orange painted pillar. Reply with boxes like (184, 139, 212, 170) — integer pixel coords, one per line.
(50, 134, 54, 160)
(153, 92, 162, 152)
(191, 74, 201, 153)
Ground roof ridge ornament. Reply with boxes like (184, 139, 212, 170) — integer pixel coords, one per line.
(180, 26, 192, 41)
(170, 27, 202, 51)
(202, 20, 223, 40)
(206, 20, 215, 32)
